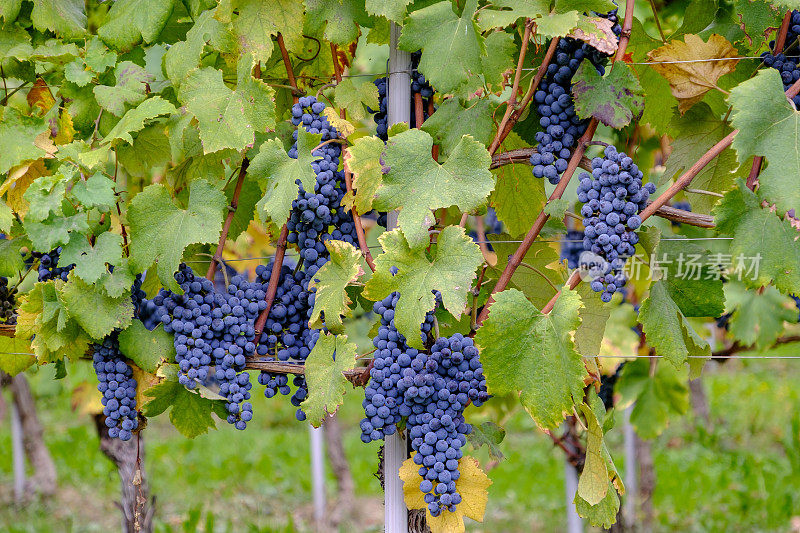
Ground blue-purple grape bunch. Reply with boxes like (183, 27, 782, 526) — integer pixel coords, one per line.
(92, 333, 138, 441)
(254, 261, 317, 422)
(561, 229, 585, 269)
(761, 12, 800, 107)
(359, 293, 489, 517)
(578, 145, 655, 302)
(144, 264, 260, 429)
(529, 4, 620, 185)
(32, 247, 74, 282)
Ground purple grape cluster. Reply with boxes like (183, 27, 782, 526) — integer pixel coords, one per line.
(0, 277, 17, 324)
(32, 247, 75, 282)
(560, 229, 585, 269)
(359, 293, 488, 517)
(144, 264, 261, 429)
(92, 333, 138, 441)
(578, 145, 655, 302)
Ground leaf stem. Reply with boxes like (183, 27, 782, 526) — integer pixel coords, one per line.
(647, 0, 667, 43)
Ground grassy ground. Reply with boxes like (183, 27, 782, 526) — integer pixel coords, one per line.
(1, 354, 800, 532)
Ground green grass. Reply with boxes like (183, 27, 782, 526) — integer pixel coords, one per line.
(1, 357, 799, 532)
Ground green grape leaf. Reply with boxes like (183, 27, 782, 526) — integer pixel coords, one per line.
(23, 175, 66, 223)
(399, 0, 486, 93)
(488, 234, 566, 310)
(572, 62, 644, 128)
(224, 173, 261, 241)
(0, 238, 25, 277)
(60, 231, 123, 284)
(118, 321, 176, 374)
(660, 103, 737, 213)
(334, 78, 380, 122)
(574, 283, 611, 359)
(164, 10, 235, 87)
(734, 0, 781, 51)
(309, 241, 364, 333)
(0, 107, 47, 175)
(31, 0, 86, 39)
(305, 0, 366, 45)
(729, 69, 800, 216)
(478, 0, 579, 38)
(639, 281, 711, 369)
(249, 128, 321, 225)
(655, 238, 725, 318)
(85, 36, 117, 73)
(374, 129, 493, 249)
(671, 0, 722, 40)
(0, 337, 35, 376)
(24, 214, 90, 252)
(128, 179, 226, 292)
(302, 332, 359, 427)
(365, 0, 412, 22)
(343, 135, 385, 214)
(577, 402, 615, 505)
(421, 98, 494, 156)
(115, 125, 173, 181)
(0, 0, 22, 22)
(363, 226, 483, 349)
(474, 288, 585, 429)
(93, 62, 151, 117)
(0, 199, 13, 234)
(101, 96, 176, 147)
(489, 134, 547, 237)
(59, 274, 133, 340)
(231, 0, 304, 59)
(725, 284, 796, 350)
(574, 482, 620, 529)
(714, 179, 800, 295)
(479, 30, 516, 92)
(466, 421, 506, 461)
(98, 0, 176, 52)
(99, 258, 137, 298)
(17, 283, 91, 363)
(179, 55, 276, 153)
(142, 381, 224, 438)
(616, 357, 689, 439)
(70, 172, 116, 211)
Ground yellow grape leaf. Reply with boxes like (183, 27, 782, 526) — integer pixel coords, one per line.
(27, 79, 56, 115)
(399, 454, 491, 533)
(70, 381, 104, 416)
(3, 159, 50, 215)
(648, 34, 739, 114)
(569, 17, 618, 57)
(322, 107, 355, 138)
(131, 363, 162, 410)
(54, 110, 76, 145)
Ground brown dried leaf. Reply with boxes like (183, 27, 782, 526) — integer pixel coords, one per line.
(569, 17, 618, 56)
(3, 159, 49, 216)
(647, 34, 739, 114)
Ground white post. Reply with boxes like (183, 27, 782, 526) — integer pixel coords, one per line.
(565, 458, 583, 533)
(309, 424, 326, 526)
(623, 405, 637, 526)
(11, 401, 25, 503)
(384, 21, 411, 533)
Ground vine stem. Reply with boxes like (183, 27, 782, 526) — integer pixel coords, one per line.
(206, 160, 248, 280)
(489, 19, 534, 155)
(499, 37, 562, 152)
(331, 43, 376, 272)
(538, 76, 800, 315)
(254, 36, 300, 340)
(476, 120, 598, 326)
(746, 10, 793, 191)
(476, 0, 634, 326)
